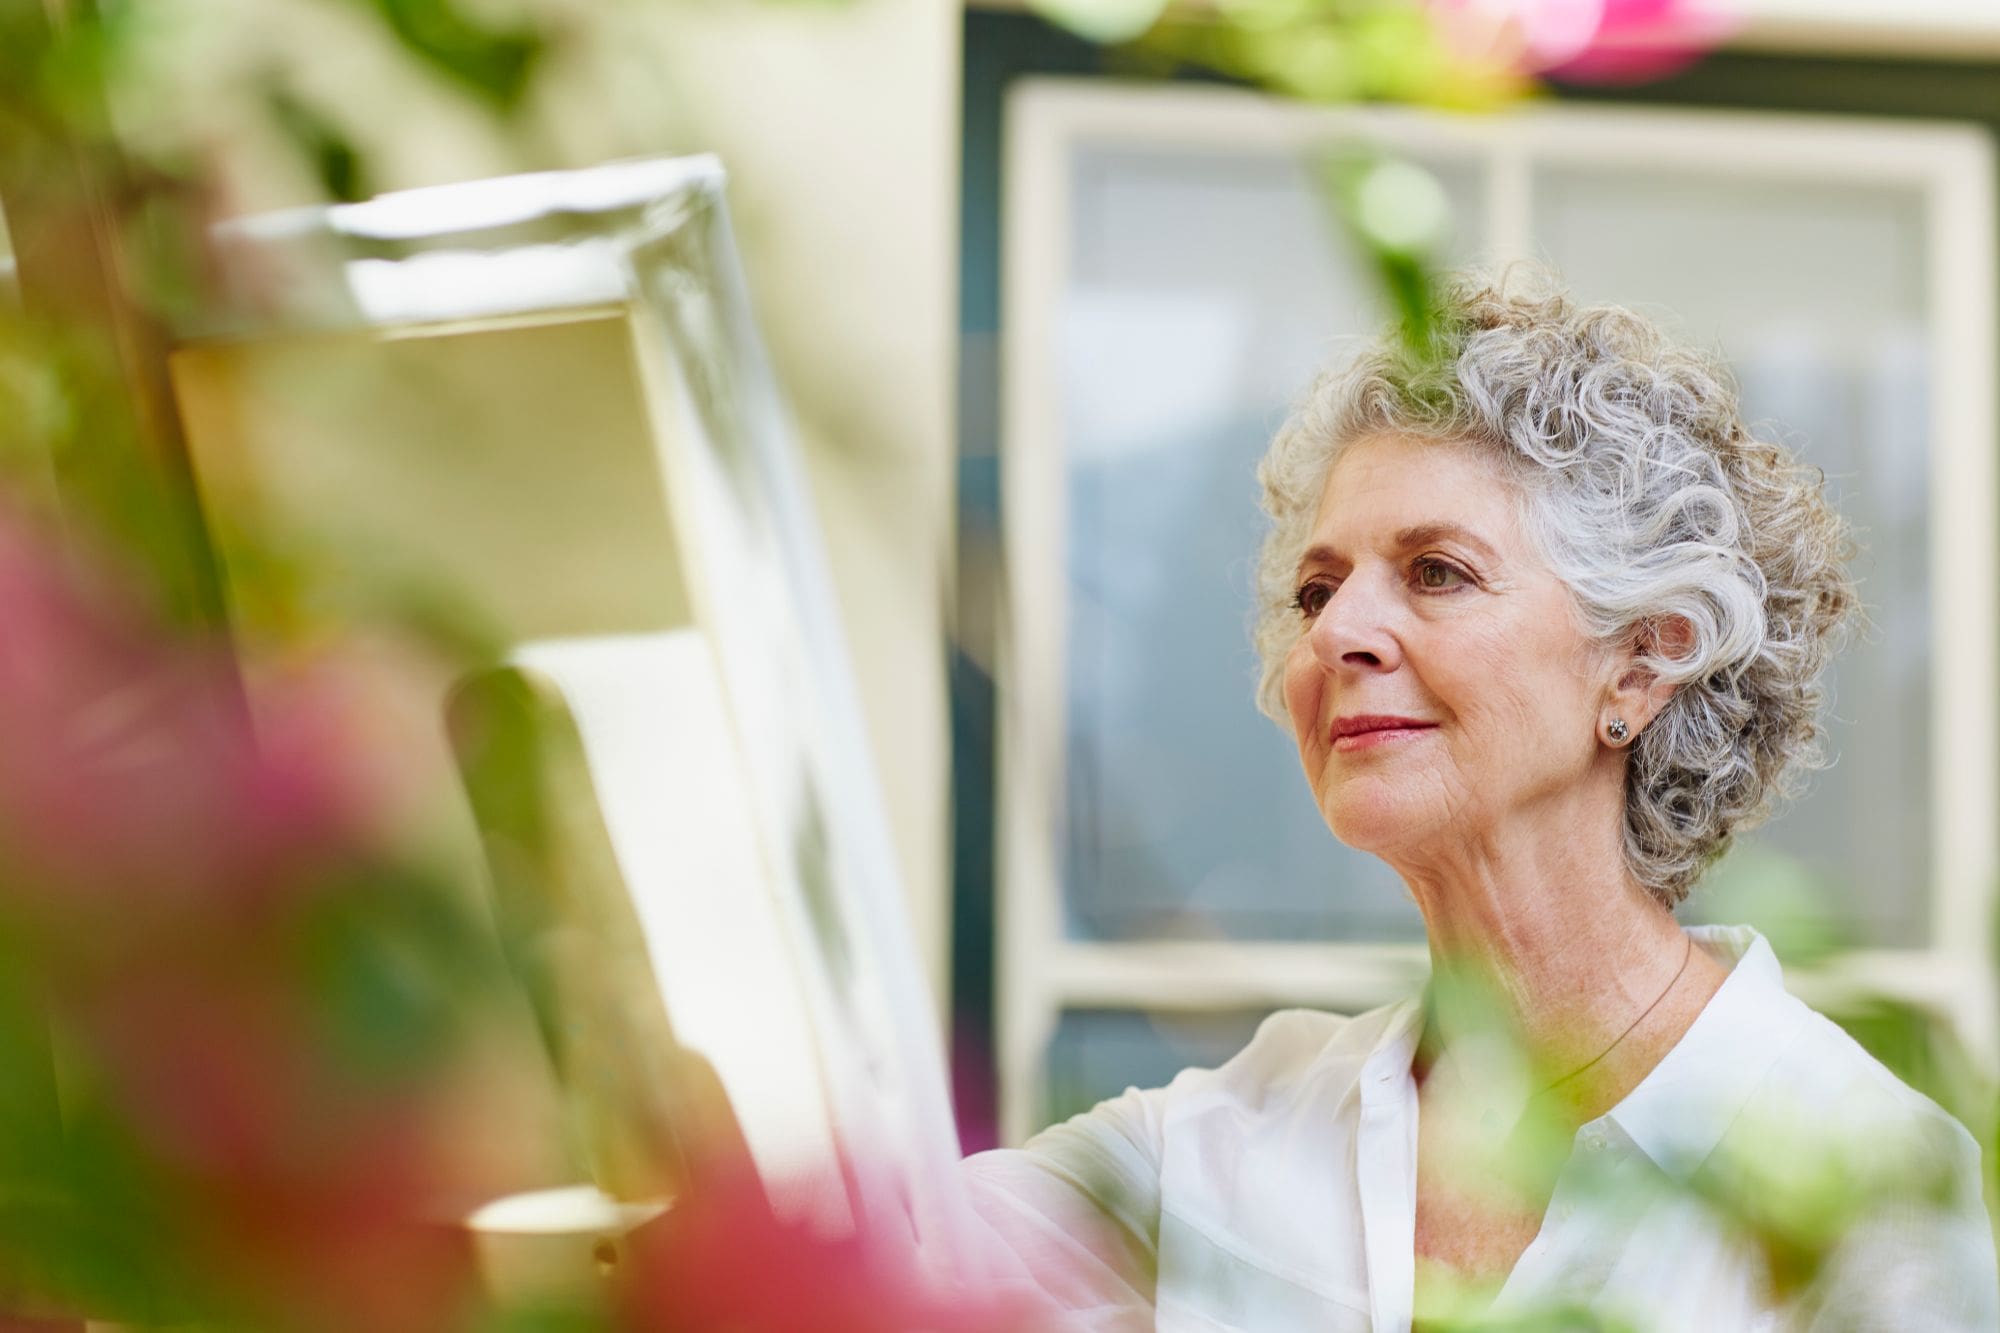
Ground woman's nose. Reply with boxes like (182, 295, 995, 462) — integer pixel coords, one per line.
(1309, 576, 1402, 674)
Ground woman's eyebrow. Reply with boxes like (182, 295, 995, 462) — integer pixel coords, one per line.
(1294, 542, 1345, 575)
(1295, 521, 1498, 575)
(1392, 521, 1499, 562)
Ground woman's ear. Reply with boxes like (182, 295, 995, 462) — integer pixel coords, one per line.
(1605, 616, 1694, 741)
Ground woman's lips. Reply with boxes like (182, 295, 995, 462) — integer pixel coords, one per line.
(1329, 716, 1439, 751)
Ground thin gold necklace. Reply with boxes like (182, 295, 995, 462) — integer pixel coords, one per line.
(1537, 931, 1694, 1096)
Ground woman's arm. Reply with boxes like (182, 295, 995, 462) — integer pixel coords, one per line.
(960, 1085, 1168, 1330)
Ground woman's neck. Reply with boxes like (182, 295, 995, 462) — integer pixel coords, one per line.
(1394, 787, 1726, 1122)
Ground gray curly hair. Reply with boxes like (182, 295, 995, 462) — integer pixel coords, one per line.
(1253, 268, 1858, 907)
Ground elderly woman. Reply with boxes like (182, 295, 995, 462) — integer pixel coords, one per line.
(965, 271, 1997, 1331)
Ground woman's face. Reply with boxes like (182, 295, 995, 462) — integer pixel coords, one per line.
(1281, 433, 1614, 861)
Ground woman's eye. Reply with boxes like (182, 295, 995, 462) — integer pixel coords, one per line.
(1414, 558, 1468, 590)
(1291, 580, 1334, 619)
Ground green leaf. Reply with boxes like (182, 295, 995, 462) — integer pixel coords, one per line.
(1313, 150, 1448, 356)
(263, 84, 373, 204)
(351, 0, 548, 112)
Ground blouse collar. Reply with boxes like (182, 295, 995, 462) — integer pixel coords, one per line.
(1599, 924, 1814, 1182)
(1338, 924, 1812, 1182)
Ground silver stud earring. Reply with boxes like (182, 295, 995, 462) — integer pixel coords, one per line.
(1606, 718, 1630, 743)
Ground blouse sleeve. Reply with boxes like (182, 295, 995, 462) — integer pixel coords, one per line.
(959, 1085, 1169, 1331)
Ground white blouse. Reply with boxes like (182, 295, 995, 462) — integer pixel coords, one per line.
(964, 926, 1998, 1331)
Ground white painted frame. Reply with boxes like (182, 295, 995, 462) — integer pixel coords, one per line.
(998, 80, 1998, 1146)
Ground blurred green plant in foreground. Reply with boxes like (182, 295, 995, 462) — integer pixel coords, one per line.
(0, 502, 497, 1328)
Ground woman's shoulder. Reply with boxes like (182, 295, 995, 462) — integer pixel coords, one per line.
(1611, 926, 1982, 1195)
(1678, 925, 1985, 1203)
(1703, 927, 1972, 1135)
(1757, 999, 1983, 1174)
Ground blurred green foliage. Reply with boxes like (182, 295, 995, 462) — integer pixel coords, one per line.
(1317, 149, 1452, 354)
(263, 82, 374, 203)
(1142, 1, 1522, 107)
(355, 0, 549, 111)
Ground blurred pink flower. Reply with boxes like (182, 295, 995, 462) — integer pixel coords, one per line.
(1430, 0, 1740, 84)
(0, 512, 488, 1329)
(0, 513, 372, 933)
(70, 950, 486, 1332)
(616, 1160, 1029, 1333)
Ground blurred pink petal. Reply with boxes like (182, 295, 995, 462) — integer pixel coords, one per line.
(1429, 0, 1740, 84)
(1549, 0, 1742, 82)
(0, 513, 372, 927)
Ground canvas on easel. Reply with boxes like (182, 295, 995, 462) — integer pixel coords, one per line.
(173, 158, 979, 1272)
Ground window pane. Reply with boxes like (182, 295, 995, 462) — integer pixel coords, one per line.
(1043, 1007, 1273, 1126)
(1061, 144, 1484, 942)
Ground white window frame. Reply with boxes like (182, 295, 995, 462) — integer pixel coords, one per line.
(997, 79, 1999, 1146)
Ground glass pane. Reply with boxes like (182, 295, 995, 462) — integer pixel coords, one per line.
(1061, 143, 1485, 942)
(1535, 168, 1932, 949)
(1043, 1008, 1274, 1126)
